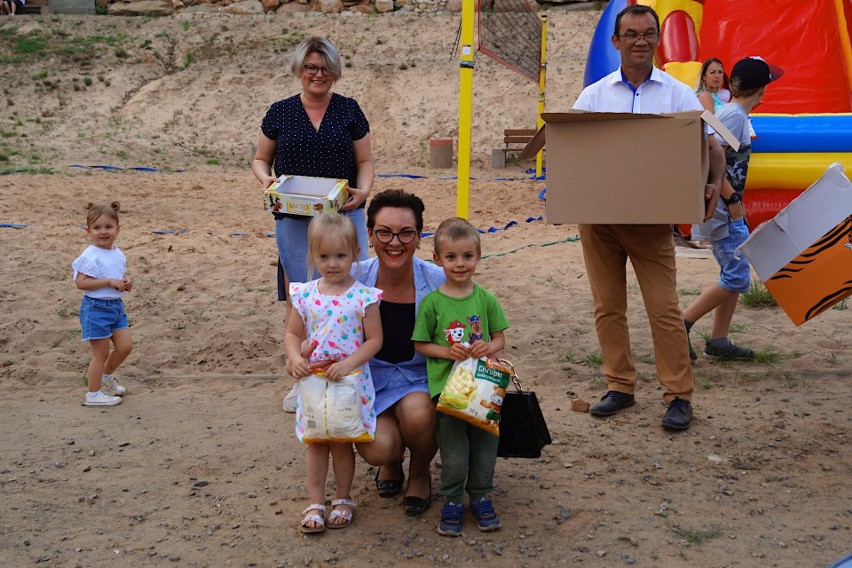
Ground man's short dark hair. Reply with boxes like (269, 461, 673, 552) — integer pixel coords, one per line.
(613, 4, 660, 36)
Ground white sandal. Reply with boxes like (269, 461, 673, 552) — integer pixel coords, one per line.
(327, 498, 355, 529)
(300, 503, 326, 534)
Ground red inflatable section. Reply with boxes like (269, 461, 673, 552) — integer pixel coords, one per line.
(699, 0, 852, 113)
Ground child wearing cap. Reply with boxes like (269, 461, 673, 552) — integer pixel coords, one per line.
(683, 57, 783, 362)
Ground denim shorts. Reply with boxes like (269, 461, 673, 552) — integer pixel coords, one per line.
(713, 219, 751, 294)
(79, 296, 128, 341)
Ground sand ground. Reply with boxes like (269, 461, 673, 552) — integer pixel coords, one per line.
(0, 11, 850, 568)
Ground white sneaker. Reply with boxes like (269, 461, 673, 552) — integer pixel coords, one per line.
(101, 375, 127, 396)
(282, 383, 299, 413)
(85, 391, 122, 407)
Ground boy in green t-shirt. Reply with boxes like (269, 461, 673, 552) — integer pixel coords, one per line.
(412, 217, 509, 537)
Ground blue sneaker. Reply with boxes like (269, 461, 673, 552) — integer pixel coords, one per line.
(437, 502, 464, 537)
(470, 498, 502, 532)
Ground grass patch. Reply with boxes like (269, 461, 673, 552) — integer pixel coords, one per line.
(740, 280, 777, 308)
(667, 521, 722, 546)
(833, 299, 848, 311)
(677, 286, 701, 296)
(582, 351, 602, 367)
(754, 349, 780, 364)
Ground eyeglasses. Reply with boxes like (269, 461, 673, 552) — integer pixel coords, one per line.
(373, 229, 419, 244)
(303, 64, 330, 76)
(617, 31, 659, 42)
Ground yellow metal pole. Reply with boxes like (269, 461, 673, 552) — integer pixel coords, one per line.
(535, 13, 547, 179)
(456, 0, 475, 219)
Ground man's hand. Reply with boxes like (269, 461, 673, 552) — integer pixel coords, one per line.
(703, 183, 721, 222)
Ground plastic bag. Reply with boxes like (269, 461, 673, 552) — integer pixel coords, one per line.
(436, 357, 512, 436)
(296, 369, 375, 444)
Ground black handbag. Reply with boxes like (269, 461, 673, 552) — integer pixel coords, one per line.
(497, 362, 552, 459)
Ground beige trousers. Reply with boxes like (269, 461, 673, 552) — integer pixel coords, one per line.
(578, 223, 694, 403)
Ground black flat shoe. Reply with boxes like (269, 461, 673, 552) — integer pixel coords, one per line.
(375, 463, 404, 498)
(403, 493, 432, 516)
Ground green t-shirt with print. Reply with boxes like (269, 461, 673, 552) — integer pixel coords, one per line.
(412, 284, 510, 397)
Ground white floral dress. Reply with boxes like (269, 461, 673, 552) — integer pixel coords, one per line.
(290, 280, 381, 442)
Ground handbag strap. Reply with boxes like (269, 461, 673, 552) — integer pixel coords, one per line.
(498, 358, 525, 394)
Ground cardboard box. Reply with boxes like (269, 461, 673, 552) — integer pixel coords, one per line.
(521, 110, 738, 224)
(263, 175, 349, 217)
(738, 163, 852, 326)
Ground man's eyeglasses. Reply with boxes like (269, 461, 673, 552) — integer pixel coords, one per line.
(373, 229, 419, 244)
(618, 31, 659, 42)
(304, 64, 330, 76)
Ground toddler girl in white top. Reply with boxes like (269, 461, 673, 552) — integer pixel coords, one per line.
(72, 202, 133, 407)
(285, 212, 382, 533)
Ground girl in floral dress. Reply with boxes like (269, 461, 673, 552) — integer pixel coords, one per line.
(284, 212, 382, 533)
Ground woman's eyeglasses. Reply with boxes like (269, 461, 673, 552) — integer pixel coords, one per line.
(373, 229, 419, 244)
(304, 64, 330, 76)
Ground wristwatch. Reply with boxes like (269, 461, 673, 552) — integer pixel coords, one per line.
(721, 192, 742, 205)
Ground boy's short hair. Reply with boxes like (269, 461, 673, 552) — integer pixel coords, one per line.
(433, 217, 480, 255)
(729, 79, 762, 99)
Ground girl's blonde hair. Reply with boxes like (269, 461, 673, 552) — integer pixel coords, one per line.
(86, 201, 121, 228)
(306, 212, 360, 278)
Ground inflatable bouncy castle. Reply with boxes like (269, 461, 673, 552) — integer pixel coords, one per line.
(584, 0, 852, 232)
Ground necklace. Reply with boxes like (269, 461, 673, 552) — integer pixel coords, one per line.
(386, 281, 412, 301)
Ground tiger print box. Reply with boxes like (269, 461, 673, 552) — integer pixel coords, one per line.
(738, 163, 852, 325)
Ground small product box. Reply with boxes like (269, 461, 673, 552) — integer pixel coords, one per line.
(263, 175, 349, 217)
(521, 110, 739, 224)
(738, 162, 852, 326)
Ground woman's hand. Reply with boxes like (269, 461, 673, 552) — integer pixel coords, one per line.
(340, 133, 374, 211)
(340, 185, 370, 211)
(252, 133, 278, 188)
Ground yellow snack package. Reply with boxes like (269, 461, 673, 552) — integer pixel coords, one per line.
(436, 357, 512, 436)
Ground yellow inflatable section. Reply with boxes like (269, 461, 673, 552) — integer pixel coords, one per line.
(746, 153, 852, 191)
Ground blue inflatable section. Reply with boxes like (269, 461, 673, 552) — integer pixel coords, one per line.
(750, 115, 852, 153)
(583, 0, 626, 87)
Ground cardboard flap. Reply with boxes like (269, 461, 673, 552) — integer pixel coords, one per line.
(699, 110, 740, 151)
(738, 162, 852, 280)
(520, 126, 546, 160)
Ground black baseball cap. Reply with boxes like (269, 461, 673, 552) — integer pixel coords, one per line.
(731, 57, 784, 90)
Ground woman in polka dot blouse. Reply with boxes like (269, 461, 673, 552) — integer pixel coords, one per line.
(253, 36, 375, 306)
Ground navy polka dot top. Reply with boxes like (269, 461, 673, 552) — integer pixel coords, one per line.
(261, 92, 370, 192)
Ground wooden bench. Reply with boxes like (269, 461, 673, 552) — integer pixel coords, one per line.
(18, 0, 51, 15)
(492, 128, 537, 168)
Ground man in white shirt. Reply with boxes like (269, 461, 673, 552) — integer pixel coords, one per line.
(572, 4, 724, 431)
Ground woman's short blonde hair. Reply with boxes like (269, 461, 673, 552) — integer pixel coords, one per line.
(291, 36, 342, 81)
